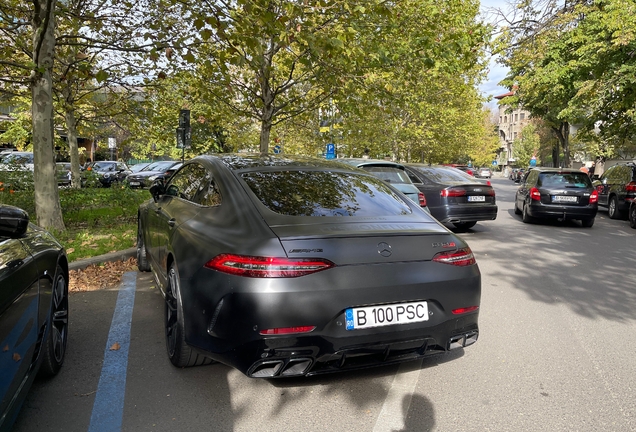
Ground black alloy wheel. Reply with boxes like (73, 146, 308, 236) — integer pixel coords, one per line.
(522, 202, 533, 223)
(629, 203, 636, 229)
(39, 265, 69, 377)
(165, 263, 213, 368)
(136, 220, 150, 272)
(608, 196, 624, 219)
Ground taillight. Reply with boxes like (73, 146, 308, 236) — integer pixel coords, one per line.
(432, 247, 476, 266)
(418, 192, 427, 207)
(205, 254, 334, 278)
(589, 190, 598, 204)
(486, 180, 491, 186)
(452, 306, 479, 315)
(441, 188, 466, 197)
(259, 326, 316, 335)
(530, 187, 541, 201)
(626, 181, 636, 193)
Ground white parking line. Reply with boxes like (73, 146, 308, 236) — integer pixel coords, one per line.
(373, 359, 423, 432)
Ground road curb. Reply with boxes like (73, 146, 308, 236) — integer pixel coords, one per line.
(69, 247, 137, 271)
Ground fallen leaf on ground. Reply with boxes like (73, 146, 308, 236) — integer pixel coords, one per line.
(69, 257, 138, 293)
(110, 342, 121, 351)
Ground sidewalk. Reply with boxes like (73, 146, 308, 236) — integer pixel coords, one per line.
(69, 247, 137, 271)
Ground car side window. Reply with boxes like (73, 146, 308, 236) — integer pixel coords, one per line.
(165, 163, 221, 206)
(406, 170, 422, 184)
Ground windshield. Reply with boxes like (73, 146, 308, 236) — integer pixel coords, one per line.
(242, 170, 412, 217)
(538, 172, 592, 188)
(360, 166, 412, 184)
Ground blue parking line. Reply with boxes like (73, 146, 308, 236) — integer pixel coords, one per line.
(88, 272, 137, 432)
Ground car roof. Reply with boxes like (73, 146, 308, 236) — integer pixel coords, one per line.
(528, 167, 585, 173)
(197, 153, 360, 172)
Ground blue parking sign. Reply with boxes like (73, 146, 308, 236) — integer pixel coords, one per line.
(326, 143, 335, 159)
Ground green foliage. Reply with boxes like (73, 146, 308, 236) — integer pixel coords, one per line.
(513, 124, 541, 168)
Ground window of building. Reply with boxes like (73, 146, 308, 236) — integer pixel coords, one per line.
(514, 132, 518, 139)
(520, 113, 525, 120)
(504, 116, 508, 123)
(515, 114, 518, 122)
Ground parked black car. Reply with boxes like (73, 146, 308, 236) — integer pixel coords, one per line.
(404, 164, 498, 230)
(84, 161, 132, 187)
(125, 161, 181, 189)
(514, 168, 598, 227)
(593, 162, 636, 219)
(137, 154, 480, 378)
(0, 205, 69, 430)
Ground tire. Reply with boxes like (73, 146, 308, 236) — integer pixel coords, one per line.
(514, 198, 522, 215)
(165, 263, 214, 367)
(608, 196, 624, 219)
(629, 203, 636, 229)
(453, 221, 477, 230)
(522, 202, 533, 224)
(581, 218, 594, 228)
(39, 265, 69, 377)
(137, 219, 151, 272)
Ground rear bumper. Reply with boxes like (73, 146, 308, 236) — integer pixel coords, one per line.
(433, 205, 498, 223)
(528, 202, 597, 220)
(180, 260, 481, 377)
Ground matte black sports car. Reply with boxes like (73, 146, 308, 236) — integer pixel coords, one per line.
(0, 205, 68, 430)
(137, 154, 480, 378)
(404, 164, 498, 230)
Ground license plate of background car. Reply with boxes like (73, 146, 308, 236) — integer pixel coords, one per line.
(468, 196, 485, 202)
(552, 195, 578, 203)
(130, 182, 140, 186)
(345, 301, 429, 330)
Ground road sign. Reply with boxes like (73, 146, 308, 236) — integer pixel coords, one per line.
(325, 143, 335, 159)
(108, 137, 116, 149)
(492, 160, 498, 166)
(530, 156, 537, 167)
(273, 145, 281, 154)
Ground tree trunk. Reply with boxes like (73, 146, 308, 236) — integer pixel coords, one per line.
(64, 105, 82, 188)
(552, 122, 571, 167)
(32, 0, 65, 231)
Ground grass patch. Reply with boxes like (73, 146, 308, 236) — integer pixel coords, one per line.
(0, 186, 151, 261)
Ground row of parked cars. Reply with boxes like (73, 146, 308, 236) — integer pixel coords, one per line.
(510, 162, 636, 229)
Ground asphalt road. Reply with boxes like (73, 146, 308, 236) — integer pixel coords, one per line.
(13, 176, 636, 432)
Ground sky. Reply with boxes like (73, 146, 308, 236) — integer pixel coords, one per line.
(478, 0, 513, 111)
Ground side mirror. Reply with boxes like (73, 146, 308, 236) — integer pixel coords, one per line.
(149, 179, 166, 202)
(0, 205, 29, 238)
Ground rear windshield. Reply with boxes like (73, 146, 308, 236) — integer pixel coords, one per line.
(538, 172, 592, 188)
(2, 153, 33, 164)
(412, 167, 475, 183)
(359, 166, 412, 184)
(242, 170, 412, 217)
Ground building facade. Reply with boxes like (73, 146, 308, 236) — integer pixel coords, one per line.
(495, 91, 531, 169)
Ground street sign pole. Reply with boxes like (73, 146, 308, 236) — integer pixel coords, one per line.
(177, 109, 191, 163)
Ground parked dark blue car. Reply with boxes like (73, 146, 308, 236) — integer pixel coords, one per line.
(0, 205, 69, 431)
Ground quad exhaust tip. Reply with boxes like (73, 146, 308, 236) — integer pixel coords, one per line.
(448, 331, 479, 350)
(249, 358, 313, 378)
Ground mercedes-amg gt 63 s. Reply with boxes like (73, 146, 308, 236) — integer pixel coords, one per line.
(137, 154, 481, 378)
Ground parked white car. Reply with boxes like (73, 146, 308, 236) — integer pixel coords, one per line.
(478, 167, 492, 179)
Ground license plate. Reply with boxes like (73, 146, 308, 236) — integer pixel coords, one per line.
(130, 181, 140, 186)
(552, 195, 577, 203)
(345, 301, 429, 330)
(468, 196, 485, 202)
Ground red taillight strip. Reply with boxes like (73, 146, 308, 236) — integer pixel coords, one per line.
(626, 182, 636, 193)
(259, 326, 316, 335)
(452, 306, 479, 315)
(204, 254, 334, 278)
(432, 247, 476, 266)
(441, 188, 466, 197)
(418, 192, 427, 207)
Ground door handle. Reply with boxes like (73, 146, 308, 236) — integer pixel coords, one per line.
(168, 218, 176, 227)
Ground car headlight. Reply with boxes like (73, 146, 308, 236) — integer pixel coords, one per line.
(103, 173, 111, 178)
(148, 175, 159, 181)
